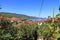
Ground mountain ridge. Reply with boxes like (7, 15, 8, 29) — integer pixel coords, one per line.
(0, 12, 39, 18)
(0, 12, 47, 21)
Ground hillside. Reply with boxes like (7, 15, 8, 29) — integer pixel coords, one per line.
(0, 12, 29, 19)
(0, 12, 47, 21)
(0, 12, 39, 20)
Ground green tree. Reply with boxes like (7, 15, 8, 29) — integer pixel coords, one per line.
(56, 14, 60, 18)
(37, 21, 59, 40)
(48, 16, 51, 19)
(22, 16, 28, 21)
(17, 24, 37, 40)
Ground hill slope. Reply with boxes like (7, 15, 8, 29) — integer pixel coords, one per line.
(0, 12, 40, 20)
(0, 12, 47, 21)
(0, 12, 29, 18)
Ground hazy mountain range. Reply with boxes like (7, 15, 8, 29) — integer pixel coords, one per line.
(0, 12, 47, 21)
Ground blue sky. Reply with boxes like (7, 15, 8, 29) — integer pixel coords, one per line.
(0, 0, 60, 18)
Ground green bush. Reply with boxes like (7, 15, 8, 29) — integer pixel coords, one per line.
(0, 20, 37, 40)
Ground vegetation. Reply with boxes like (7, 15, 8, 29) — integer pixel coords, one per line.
(0, 16, 37, 40)
(37, 14, 60, 40)
(0, 13, 60, 40)
(0, 12, 39, 20)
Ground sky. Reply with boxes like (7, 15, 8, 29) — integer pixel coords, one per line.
(0, 0, 60, 18)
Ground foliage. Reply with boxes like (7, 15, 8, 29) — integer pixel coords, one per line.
(0, 13, 60, 40)
(37, 19, 60, 40)
(17, 24, 37, 40)
(56, 13, 60, 18)
(0, 19, 37, 40)
(0, 12, 38, 19)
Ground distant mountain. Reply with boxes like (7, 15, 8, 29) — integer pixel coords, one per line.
(0, 12, 47, 21)
(0, 12, 38, 19)
(0, 12, 28, 18)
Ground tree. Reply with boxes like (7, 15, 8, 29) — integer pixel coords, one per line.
(0, 5, 2, 9)
(22, 16, 28, 21)
(17, 24, 37, 40)
(37, 20, 59, 40)
(56, 14, 60, 18)
(48, 16, 51, 19)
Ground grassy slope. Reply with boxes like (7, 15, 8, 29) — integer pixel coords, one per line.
(0, 12, 29, 19)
